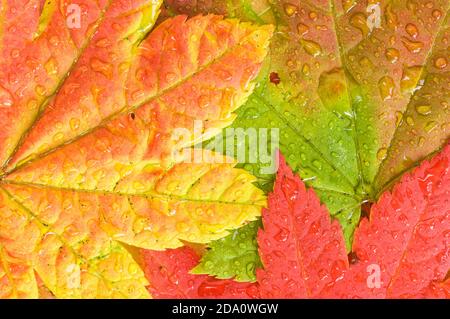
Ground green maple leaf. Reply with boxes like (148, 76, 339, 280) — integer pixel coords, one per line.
(191, 220, 262, 282)
(163, 0, 450, 281)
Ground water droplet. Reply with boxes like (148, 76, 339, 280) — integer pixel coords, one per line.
(198, 95, 210, 108)
(309, 11, 318, 21)
(242, 107, 259, 119)
(70, 118, 80, 131)
(385, 48, 400, 63)
(135, 68, 146, 81)
(331, 260, 346, 281)
(118, 62, 130, 75)
(405, 23, 419, 38)
(301, 39, 322, 57)
(93, 169, 105, 182)
(90, 58, 113, 79)
(204, 261, 213, 269)
(133, 217, 147, 233)
(274, 228, 289, 242)
(218, 69, 232, 81)
(176, 97, 187, 107)
(401, 37, 423, 53)
(415, 105, 431, 115)
(424, 121, 438, 133)
(395, 111, 403, 127)
(44, 57, 58, 75)
(435, 251, 446, 264)
(400, 65, 422, 93)
(342, 0, 357, 12)
(198, 281, 225, 297)
(297, 23, 309, 36)
(377, 148, 388, 161)
(350, 13, 369, 36)
(131, 90, 144, 102)
(10, 49, 19, 58)
(167, 181, 178, 192)
(434, 57, 447, 69)
(281, 176, 299, 202)
(165, 72, 177, 82)
(133, 181, 145, 191)
(112, 23, 122, 31)
(0, 85, 14, 108)
(35, 85, 47, 96)
(95, 38, 111, 48)
(302, 64, 310, 75)
(418, 136, 425, 146)
(176, 222, 189, 232)
(312, 160, 322, 170)
(168, 209, 177, 216)
(27, 99, 38, 110)
(128, 263, 139, 275)
(359, 56, 373, 68)
(284, 3, 298, 17)
(406, 116, 415, 126)
(378, 76, 395, 100)
(49, 35, 59, 46)
(432, 9, 442, 20)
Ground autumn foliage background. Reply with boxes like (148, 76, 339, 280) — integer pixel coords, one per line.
(0, 0, 448, 298)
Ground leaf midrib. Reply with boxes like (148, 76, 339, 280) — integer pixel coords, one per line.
(1, 179, 266, 207)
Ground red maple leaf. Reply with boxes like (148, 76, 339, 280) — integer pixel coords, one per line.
(141, 246, 259, 298)
(141, 145, 449, 299)
(256, 152, 349, 298)
(258, 147, 450, 298)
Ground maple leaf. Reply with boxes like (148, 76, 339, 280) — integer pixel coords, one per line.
(162, 0, 450, 280)
(141, 246, 259, 298)
(191, 220, 262, 282)
(257, 149, 449, 298)
(257, 153, 349, 298)
(0, 0, 273, 298)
